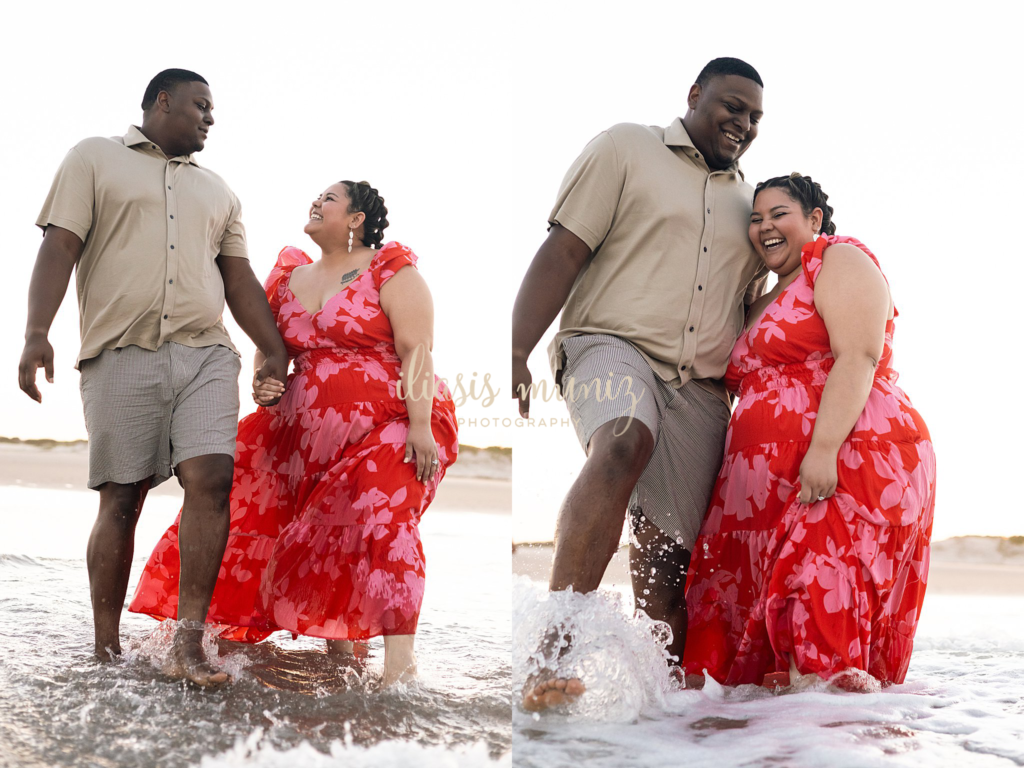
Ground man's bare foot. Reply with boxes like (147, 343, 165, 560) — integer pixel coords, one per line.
(522, 676, 586, 712)
(94, 642, 121, 662)
(164, 628, 229, 687)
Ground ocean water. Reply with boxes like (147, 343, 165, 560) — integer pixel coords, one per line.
(0, 486, 511, 767)
(512, 578, 1024, 768)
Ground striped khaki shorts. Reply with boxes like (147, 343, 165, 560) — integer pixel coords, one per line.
(559, 334, 730, 551)
(79, 343, 241, 490)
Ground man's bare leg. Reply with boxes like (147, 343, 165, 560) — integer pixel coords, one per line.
(523, 417, 655, 712)
(88, 479, 151, 660)
(165, 454, 233, 686)
(628, 509, 691, 667)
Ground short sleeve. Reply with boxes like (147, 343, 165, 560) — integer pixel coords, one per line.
(36, 146, 94, 241)
(800, 236, 830, 287)
(217, 193, 248, 259)
(263, 246, 313, 303)
(547, 131, 623, 252)
(375, 242, 418, 290)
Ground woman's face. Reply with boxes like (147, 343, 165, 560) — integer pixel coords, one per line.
(748, 187, 822, 275)
(304, 183, 363, 244)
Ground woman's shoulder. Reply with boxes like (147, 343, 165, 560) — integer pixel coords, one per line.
(262, 247, 313, 294)
(373, 242, 421, 289)
(276, 246, 314, 268)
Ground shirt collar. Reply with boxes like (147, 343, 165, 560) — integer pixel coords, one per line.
(663, 117, 744, 180)
(122, 125, 201, 166)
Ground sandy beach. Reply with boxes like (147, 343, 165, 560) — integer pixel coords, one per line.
(0, 440, 511, 512)
(513, 539, 1024, 595)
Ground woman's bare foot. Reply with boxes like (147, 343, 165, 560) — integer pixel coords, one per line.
(163, 626, 229, 687)
(382, 635, 417, 687)
(522, 676, 586, 712)
(325, 639, 370, 659)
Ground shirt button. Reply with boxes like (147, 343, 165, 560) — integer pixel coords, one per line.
(703, 247, 707, 252)
(168, 279, 174, 284)
(168, 186, 172, 190)
(170, 245, 175, 249)
(707, 208, 711, 214)
(681, 365, 687, 371)
(689, 326, 695, 332)
(698, 285, 703, 291)
(163, 314, 169, 319)
(169, 215, 174, 219)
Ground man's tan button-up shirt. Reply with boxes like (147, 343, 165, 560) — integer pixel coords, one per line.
(548, 118, 767, 402)
(36, 125, 247, 367)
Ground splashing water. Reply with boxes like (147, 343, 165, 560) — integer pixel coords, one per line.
(513, 576, 678, 721)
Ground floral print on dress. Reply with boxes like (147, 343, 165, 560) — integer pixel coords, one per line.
(129, 242, 458, 641)
(682, 235, 935, 686)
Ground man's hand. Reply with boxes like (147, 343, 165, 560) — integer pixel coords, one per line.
(510, 225, 591, 421)
(19, 225, 83, 404)
(19, 334, 55, 403)
(512, 353, 532, 418)
(254, 352, 288, 407)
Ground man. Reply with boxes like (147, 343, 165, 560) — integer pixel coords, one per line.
(511, 58, 767, 710)
(18, 69, 289, 686)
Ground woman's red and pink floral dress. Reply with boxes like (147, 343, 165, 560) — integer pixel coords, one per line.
(682, 236, 935, 686)
(129, 242, 458, 641)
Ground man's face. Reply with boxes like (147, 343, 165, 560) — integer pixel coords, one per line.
(161, 81, 215, 156)
(685, 75, 763, 171)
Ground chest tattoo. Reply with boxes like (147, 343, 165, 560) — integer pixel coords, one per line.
(340, 268, 360, 285)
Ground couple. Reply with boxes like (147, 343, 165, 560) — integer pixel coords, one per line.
(18, 68, 457, 687)
(512, 58, 935, 708)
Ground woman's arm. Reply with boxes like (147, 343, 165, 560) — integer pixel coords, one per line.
(380, 266, 441, 483)
(798, 243, 891, 503)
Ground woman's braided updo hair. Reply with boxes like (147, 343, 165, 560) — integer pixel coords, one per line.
(753, 172, 836, 236)
(340, 180, 389, 249)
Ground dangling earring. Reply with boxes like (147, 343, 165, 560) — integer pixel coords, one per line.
(348, 228, 354, 253)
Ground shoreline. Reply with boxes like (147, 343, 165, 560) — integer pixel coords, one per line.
(0, 442, 510, 513)
(512, 542, 1024, 595)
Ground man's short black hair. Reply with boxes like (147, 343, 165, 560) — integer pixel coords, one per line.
(141, 69, 209, 111)
(695, 58, 763, 89)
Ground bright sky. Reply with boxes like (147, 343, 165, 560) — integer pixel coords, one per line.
(2, 2, 1021, 539)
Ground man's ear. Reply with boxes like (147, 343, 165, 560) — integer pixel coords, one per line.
(686, 84, 702, 111)
(156, 88, 173, 113)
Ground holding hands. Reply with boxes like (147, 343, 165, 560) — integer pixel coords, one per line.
(251, 352, 288, 407)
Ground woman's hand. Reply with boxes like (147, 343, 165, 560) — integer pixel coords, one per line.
(797, 445, 838, 504)
(404, 423, 441, 483)
(252, 370, 285, 407)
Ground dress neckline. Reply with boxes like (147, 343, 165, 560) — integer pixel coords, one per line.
(285, 248, 384, 317)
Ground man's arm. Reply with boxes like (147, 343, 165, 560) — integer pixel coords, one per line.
(216, 255, 289, 404)
(511, 224, 591, 417)
(18, 226, 84, 402)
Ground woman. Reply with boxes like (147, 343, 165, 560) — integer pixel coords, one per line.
(130, 180, 458, 686)
(682, 173, 935, 689)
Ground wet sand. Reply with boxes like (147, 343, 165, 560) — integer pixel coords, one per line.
(512, 542, 1024, 595)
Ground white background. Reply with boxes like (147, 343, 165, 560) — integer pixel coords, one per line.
(1, 1, 1020, 541)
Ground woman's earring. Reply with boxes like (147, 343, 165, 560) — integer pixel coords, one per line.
(348, 229, 354, 253)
